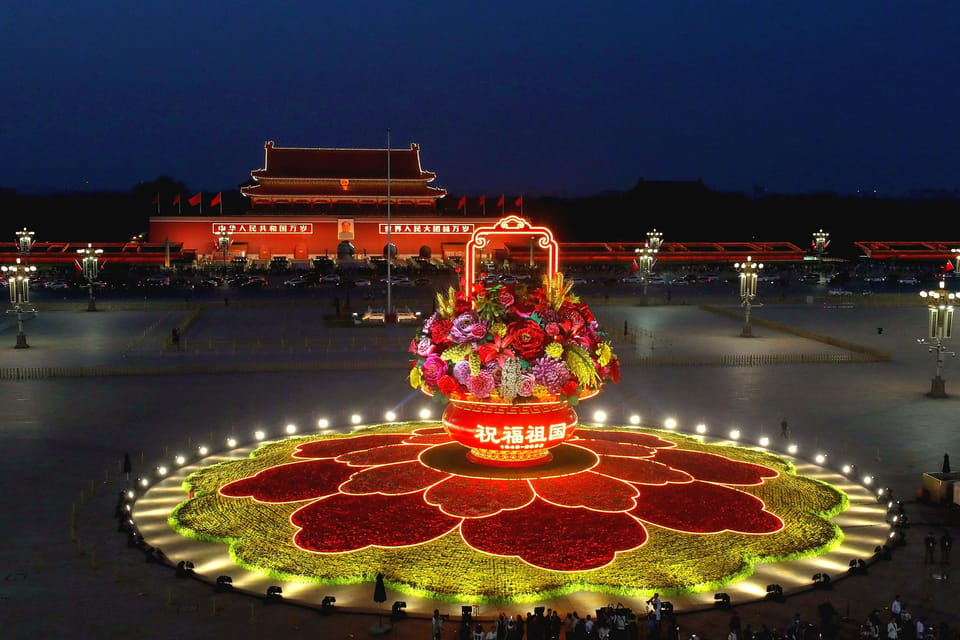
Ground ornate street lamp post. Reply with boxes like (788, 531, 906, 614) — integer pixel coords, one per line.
(647, 229, 663, 253)
(2, 258, 37, 348)
(734, 256, 763, 337)
(16, 228, 35, 255)
(812, 229, 830, 284)
(634, 243, 657, 296)
(918, 281, 956, 398)
(77, 243, 103, 312)
(217, 232, 233, 278)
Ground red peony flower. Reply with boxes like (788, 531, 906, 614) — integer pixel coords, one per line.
(561, 380, 579, 396)
(429, 318, 453, 345)
(218, 428, 783, 572)
(506, 319, 548, 360)
(437, 375, 460, 396)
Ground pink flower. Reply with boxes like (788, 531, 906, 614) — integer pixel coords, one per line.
(465, 371, 495, 398)
(421, 354, 448, 385)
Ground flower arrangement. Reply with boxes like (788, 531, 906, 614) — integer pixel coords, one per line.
(408, 273, 620, 404)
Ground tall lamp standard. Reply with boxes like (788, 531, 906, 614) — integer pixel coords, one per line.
(918, 281, 956, 398)
(734, 256, 763, 337)
(634, 243, 658, 296)
(2, 258, 37, 348)
(647, 229, 663, 253)
(77, 243, 103, 312)
(217, 232, 233, 278)
(812, 229, 830, 284)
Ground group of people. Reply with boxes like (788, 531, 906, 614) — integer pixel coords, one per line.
(432, 600, 676, 640)
(922, 531, 952, 565)
(869, 595, 942, 640)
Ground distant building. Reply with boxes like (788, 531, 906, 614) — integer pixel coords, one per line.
(240, 141, 446, 212)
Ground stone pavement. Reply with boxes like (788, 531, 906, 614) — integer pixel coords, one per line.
(1, 297, 958, 640)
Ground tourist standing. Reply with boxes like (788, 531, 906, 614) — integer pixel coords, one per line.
(924, 532, 936, 564)
(433, 609, 443, 640)
(887, 615, 900, 640)
(941, 530, 953, 564)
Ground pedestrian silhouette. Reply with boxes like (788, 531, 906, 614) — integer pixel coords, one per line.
(780, 417, 789, 438)
(944, 453, 951, 474)
(171, 327, 180, 348)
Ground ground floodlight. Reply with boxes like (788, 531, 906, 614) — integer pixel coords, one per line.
(787, 444, 798, 454)
(815, 453, 826, 464)
(215, 575, 234, 592)
(317, 418, 329, 429)
(351, 414, 362, 424)
(285, 423, 297, 434)
(841, 464, 853, 475)
(664, 418, 677, 430)
(812, 573, 832, 589)
(157, 465, 168, 476)
(198, 445, 208, 456)
(848, 559, 867, 574)
(765, 584, 784, 601)
(759, 436, 770, 447)
(254, 430, 265, 441)
(874, 544, 892, 560)
(629, 414, 641, 425)
(729, 429, 740, 440)
(391, 601, 407, 620)
(175, 560, 195, 578)
(877, 487, 891, 502)
(862, 475, 873, 485)
(419, 408, 432, 420)
(266, 586, 283, 602)
(695, 423, 707, 434)
(175, 455, 186, 466)
(226, 437, 237, 448)
(321, 595, 336, 614)
(713, 593, 730, 609)
(385, 410, 397, 422)
(592, 409, 607, 423)
(661, 601, 674, 614)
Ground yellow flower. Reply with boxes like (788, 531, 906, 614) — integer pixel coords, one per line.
(441, 343, 471, 363)
(596, 342, 613, 367)
(409, 367, 422, 389)
(545, 342, 564, 358)
(469, 352, 481, 376)
(491, 322, 507, 337)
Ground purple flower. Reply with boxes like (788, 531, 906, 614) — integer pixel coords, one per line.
(415, 336, 435, 357)
(532, 356, 571, 394)
(422, 354, 448, 386)
(452, 359, 473, 384)
(450, 312, 485, 344)
(466, 371, 496, 398)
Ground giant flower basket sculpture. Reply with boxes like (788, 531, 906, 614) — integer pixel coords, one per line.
(408, 216, 619, 466)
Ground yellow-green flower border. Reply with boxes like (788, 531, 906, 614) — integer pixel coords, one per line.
(169, 423, 847, 604)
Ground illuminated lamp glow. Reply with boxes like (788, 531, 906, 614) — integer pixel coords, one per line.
(126, 490, 134, 499)
(254, 430, 265, 441)
(198, 446, 208, 456)
(628, 414, 641, 425)
(729, 429, 740, 440)
(863, 475, 874, 485)
(815, 453, 826, 464)
(285, 423, 297, 435)
(350, 414, 362, 425)
(418, 408, 432, 420)
(759, 436, 770, 447)
(317, 418, 329, 429)
(226, 437, 237, 448)
(695, 424, 707, 434)
(592, 410, 607, 423)
(157, 466, 168, 476)
(842, 464, 852, 474)
(139, 478, 148, 488)
(385, 411, 397, 422)
(787, 444, 798, 454)
(664, 418, 677, 430)
(175, 455, 185, 466)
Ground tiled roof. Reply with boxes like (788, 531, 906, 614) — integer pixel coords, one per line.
(251, 141, 438, 181)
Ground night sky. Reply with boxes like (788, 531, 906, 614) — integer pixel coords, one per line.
(3, 2, 959, 198)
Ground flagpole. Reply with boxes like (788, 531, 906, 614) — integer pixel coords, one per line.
(386, 128, 393, 323)
(220, 197, 223, 215)
(178, 195, 181, 215)
(520, 194, 524, 216)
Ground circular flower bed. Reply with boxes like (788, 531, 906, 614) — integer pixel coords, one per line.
(169, 424, 847, 603)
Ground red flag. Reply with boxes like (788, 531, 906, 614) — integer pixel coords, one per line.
(515, 195, 523, 207)
(210, 192, 222, 207)
(457, 195, 466, 210)
(188, 192, 202, 207)
(151, 193, 159, 205)
(479, 195, 486, 207)
(631, 259, 639, 272)
(172, 193, 181, 206)
(496, 195, 504, 208)
(945, 261, 955, 272)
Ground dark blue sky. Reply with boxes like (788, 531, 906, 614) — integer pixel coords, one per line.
(3, 2, 958, 198)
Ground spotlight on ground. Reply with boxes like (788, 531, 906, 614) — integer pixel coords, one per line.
(321, 596, 336, 614)
(175, 560, 195, 578)
(385, 411, 397, 422)
(765, 584, 784, 602)
(215, 575, 234, 592)
(265, 586, 283, 602)
(713, 593, 731, 609)
(391, 601, 407, 621)
(812, 573, 832, 589)
(889, 529, 907, 547)
(877, 487, 891, 503)
(285, 423, 297, 435)
(848, 559, 867, 575)
(874, 544, 892, 560)
(661, 601, 674, 614)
